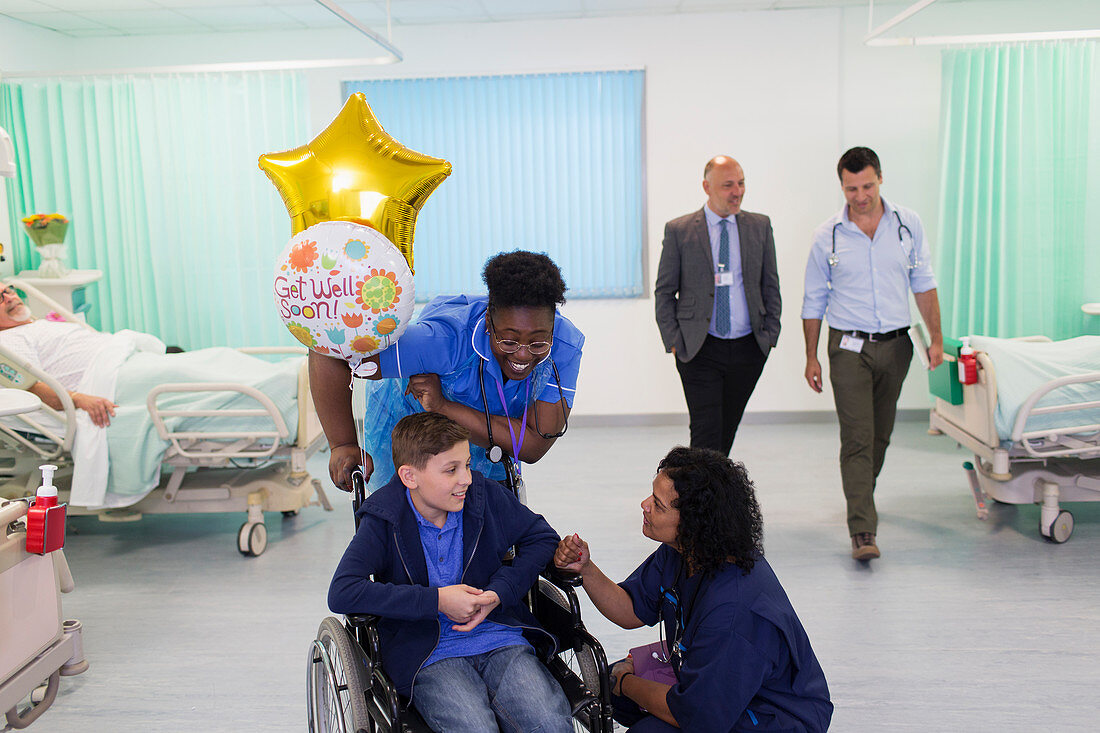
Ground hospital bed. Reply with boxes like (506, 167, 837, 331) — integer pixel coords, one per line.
(1, 497, 88, 728)
(929, 335, 1100, 543)
(0, 279, 332, 557)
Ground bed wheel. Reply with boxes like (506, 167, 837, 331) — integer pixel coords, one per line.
(237, 522, 268, 556)
(282, 510, 300, 518)
(1046, 511, 1074, 544)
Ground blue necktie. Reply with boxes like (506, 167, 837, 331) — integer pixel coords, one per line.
(715, 219, 730, 336)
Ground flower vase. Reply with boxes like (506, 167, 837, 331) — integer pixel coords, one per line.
(22, 214, 72, 279)
(36, 243, 69, 278)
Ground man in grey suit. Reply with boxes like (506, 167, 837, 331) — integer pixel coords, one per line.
(655, 156, 781, 455)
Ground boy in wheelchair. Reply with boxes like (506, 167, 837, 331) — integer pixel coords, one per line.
(328, 412, 573, 733)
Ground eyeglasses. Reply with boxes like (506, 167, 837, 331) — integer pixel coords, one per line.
(488, 313, 553, 356)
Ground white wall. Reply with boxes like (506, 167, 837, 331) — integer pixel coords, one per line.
(1, 1, 1087, 415)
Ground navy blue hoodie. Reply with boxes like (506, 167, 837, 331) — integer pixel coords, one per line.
(328, 470, 559, 699)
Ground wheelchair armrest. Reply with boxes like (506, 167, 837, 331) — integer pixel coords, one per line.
(544, 564, 584, 588)
(344, 613, 378, 629)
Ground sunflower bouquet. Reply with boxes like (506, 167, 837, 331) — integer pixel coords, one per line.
(21, 213, 70, 247)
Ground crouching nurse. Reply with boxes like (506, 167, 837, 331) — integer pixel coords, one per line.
(554, 447, 833, 732)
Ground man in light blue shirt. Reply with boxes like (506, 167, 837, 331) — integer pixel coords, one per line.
(801, 147, 944, 561)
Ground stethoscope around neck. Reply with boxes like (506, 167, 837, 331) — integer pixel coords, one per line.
(477, 354, 569, 467)
(826, 210, 919, 290)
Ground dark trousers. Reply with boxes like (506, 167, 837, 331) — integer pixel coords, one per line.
(611, 690, 678, 732)
(827, 328, 912, 536)
(675, 334, 768, 456)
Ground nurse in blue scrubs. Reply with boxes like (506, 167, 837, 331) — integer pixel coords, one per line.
(555, 447, 833, 732)
(309, 250, 583, 491)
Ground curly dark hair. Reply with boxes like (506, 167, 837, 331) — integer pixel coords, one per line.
(657, 446, 764, 576)
(482, 251, 567, 312)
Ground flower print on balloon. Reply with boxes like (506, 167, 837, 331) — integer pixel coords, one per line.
(287, 239, 319, 272)
(355, 269, 403, 315)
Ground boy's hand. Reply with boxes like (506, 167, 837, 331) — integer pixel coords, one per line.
(554, 533, 590, 573)
(437, 584, 491, 624)
(451, 591, 500, 632)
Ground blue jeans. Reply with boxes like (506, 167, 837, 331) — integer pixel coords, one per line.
(413, 644, 572, 733)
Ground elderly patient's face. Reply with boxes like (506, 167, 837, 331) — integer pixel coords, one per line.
(641, 472, 681, 547)
(0, 287, 32, 330)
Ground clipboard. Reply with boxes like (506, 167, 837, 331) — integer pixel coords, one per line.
(909, 324, 930, 370)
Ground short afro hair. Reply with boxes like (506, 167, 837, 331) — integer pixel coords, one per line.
(657, 446, 764, 575)
(482, 251, 567, 312)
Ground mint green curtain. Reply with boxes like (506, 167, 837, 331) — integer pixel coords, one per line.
(0, 72, 307, 348)
(937, 42, 1097, 340)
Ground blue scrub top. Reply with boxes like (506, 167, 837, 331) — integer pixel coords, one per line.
(619, 545, 833, 732)
(360, 295, 584, 490)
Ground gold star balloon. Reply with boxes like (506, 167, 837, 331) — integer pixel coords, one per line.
(259, 93, 451, 272)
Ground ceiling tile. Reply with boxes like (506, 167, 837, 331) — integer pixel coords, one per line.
(276, 3, 349, 25)
(389, 0, 488, 24)
(37, 0, 158, 10)
(478, 0, 584, 19)
(176, 5, 301, 28)
(0, 0, 60, 12)
(78, 8, 202, 30)
(6, 9, 111, 29)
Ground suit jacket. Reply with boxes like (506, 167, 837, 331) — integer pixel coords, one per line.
(655, 207, 781, 362)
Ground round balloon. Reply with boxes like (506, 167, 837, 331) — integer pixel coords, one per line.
(274, 221, 414, 362)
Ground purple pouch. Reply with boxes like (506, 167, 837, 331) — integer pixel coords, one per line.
(629, 640, 678, 686)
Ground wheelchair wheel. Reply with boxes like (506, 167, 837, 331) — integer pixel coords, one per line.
(307, 617, 373, 733)
(562, 645, 603, 732)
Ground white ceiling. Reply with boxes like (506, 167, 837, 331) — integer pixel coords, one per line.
(0, 0, 884, 38)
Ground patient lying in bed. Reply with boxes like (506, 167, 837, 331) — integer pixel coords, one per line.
(0, 286, 303, 509)
(0, 286, 120, 427)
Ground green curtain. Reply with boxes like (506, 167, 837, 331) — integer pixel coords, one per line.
(0, 71, 307, 348)
(937, 42, 1098, 340)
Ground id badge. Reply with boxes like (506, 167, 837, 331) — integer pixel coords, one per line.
(839, 334, 864, 353)
(714, 271, 734, 287)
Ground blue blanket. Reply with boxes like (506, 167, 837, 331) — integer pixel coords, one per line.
(99, 348, 302, 506)
(969, 336, 1100, 442)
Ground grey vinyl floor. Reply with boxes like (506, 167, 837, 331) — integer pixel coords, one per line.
(14, 421, 1100, 732)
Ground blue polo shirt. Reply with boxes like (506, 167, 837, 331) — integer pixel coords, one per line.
(406, 490, 528, 668)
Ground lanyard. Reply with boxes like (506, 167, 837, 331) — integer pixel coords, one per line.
(494, 376, 530, 475)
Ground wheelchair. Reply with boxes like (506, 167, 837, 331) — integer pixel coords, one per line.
(306, 464, 614, 733)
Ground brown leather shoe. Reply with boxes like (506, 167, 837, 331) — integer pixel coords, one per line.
(851, 532, 880, 560)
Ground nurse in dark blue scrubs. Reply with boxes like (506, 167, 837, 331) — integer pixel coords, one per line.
(555, 447, 833, 732)
(309, 250, 583, 492)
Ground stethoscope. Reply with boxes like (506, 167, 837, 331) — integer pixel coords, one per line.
(477, 355, 569, 468)
(827, 210, 919, 290)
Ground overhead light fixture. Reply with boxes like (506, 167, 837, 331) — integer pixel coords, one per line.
(864, 0, 1100, 47)
(314, 0, 402, 64)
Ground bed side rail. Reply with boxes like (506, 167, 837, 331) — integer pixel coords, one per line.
(146, 383, 291, 460)
(1011, 371, 1100, 459)
(0, 345, 77, 458)
(233, 346, 323, 450)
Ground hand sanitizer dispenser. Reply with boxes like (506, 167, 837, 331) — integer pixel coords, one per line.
(25, 464, 67, 555)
